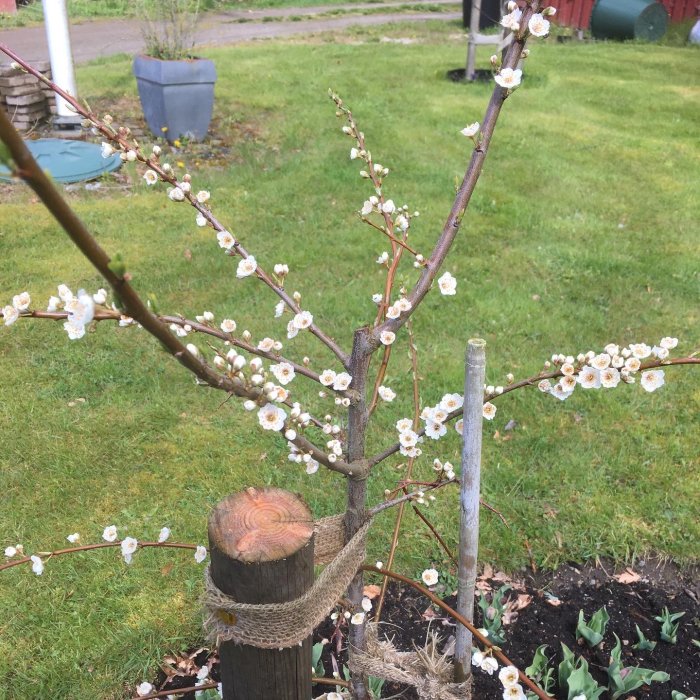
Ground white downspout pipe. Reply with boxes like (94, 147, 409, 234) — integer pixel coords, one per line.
(42, 0, 79, 124)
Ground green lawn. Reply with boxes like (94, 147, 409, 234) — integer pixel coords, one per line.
(0, 21, 698, 699)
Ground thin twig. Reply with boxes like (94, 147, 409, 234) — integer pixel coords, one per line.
(411, 504, 458, 567)
(0, 44, 349, 368)
(375, 318, 422, 617)
(0, 541, 198, 573)
(367, 355, 700, 468)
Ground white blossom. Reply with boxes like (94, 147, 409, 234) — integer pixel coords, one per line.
(591, 353, 611, 370)
(220, 319, 237, 333)
(196, 213, 207, 227)
(350, 612, 365, 625)
(287, 320, 299, 339)
(659, 336, 678, 349)
(652, 345, 669, 360)
(396, 418, 413, 433)
(158, 527, 171, 543)
(381, 199, 396, 214)
(460, 122, 480, 138)
(600, 367, 621, 388)
(4, 546, 17, 558)
(196, 190, 210, 203)
(271, 362, 295, 385)
(305, 459, 320, 475)
(293, 311, 313, 329)
(500, 8, 522, 30)
(380, 330, 396, 345)
(376, 251, 389, 265)
(481, 656, 499, 674)
(440, 393, 463, 412)
(640, 369, 665, 392)
(550, 382, 573, 401)
(378, 386, 396, 402)
(103, 525, 118, 542)
(425, 421, 447, 440)
(93, 289, 107, 304)
(332, 372, 352, 391)
(12, 292, 31, 311)
(47, 295, 61, 312)
(319, 369, 336, 386)
(2, 305, 19, 326)
(143, 170, 158, 185)
(437, 271, 457, 296)
(578, 366, 601, 389)
(495, 68, 523, 89)
(30, 555, 44, 575)
(100, 142, 115, 158)
(237, 256, 257, 278)
(421, 568, 439, 586)
(503, 684, 526, 700)
(624, 357, 641, 372)
(630, 343, 652, 359)
(499, 666, 520, 688)
(168, 186, 185, 202)
(121, 537, 138, 564)
(66, 533, 80, 544)
(57, 284, 73, 302)
(454, 419, 463, 434)
(195, 545, 207, 563)
(258, 403, 286, 431)
(372, 293, 383, 304)
(217, 231, 235, 250)
(482, 402, 497, 420)
(528, 13, 550, 36)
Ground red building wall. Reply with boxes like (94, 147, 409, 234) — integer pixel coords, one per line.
(550, 0, 697, 29)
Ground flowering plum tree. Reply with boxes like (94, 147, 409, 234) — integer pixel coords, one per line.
(0, 2, 698, 699)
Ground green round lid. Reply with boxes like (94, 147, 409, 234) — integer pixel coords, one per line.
(0, 138, 122, 184)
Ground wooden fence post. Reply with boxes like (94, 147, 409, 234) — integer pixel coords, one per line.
(454, 338, 486, 681)
(208, 487, 315, 700)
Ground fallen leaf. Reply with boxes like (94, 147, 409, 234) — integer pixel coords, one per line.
(545, 593, 562, 607)
(504, 419, 518, 432)
(183, 248, 192, 260)
(422, 606, 439, 620)
(363, 584, 381, 599)
(161, 562, 174, 576)
(514, 593, 532, 610)
(481, 563, 494, 579)
(614, 568, 641, 584)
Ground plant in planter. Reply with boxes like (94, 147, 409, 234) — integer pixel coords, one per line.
(133, 0, 216, 143)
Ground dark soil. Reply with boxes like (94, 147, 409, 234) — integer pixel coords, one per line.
(152, 559, 699, 699)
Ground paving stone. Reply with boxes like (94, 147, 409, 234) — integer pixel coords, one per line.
(1, 83, 42, 97)
(6, 93, 45, 106)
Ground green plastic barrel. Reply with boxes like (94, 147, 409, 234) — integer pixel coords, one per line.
(590, 0, 668, 41)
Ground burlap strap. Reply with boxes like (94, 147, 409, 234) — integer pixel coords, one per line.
(349, 625, 472, 700)
(203, 515, 371, 649)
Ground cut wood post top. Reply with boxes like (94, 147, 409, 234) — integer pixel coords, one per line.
(208, 487, 314, 564)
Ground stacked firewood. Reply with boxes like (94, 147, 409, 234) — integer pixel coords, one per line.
(0, 61, 56, 132)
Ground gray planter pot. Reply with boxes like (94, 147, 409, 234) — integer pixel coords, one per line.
(133, 55, 217, 142)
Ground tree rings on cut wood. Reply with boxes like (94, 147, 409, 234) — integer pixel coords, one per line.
(209, 486, 313, 565)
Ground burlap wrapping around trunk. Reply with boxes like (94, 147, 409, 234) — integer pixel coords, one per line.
(203, 514, 371, 649)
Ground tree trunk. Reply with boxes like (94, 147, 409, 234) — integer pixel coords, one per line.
(345, 327, 374, 700)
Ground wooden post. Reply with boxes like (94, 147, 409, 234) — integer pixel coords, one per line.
(454, 338, 486, 681)
(208, 487, 315, 700)
(465, 0, 482, 80)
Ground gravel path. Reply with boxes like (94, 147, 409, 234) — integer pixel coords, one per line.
(0, 1, 461, 63)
